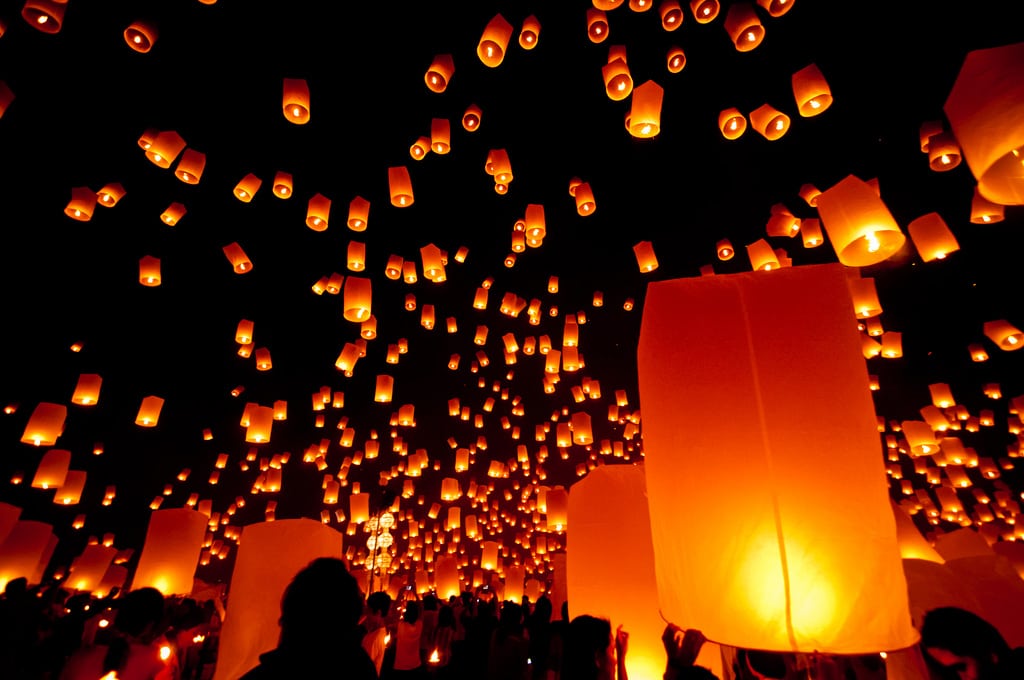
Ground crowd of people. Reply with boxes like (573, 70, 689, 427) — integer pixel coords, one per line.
(2, 557, 1023, 680)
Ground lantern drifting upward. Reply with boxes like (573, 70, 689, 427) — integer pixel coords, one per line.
(691, 0, 720, 22)
(983, 320, 1024, 350)
(719, 108, 747, 140)
(22, 0, 65, 33)
(792, 64, 832, 116)
(908, 212, 960, 262)
(124, 21, 158, 53)
(32, 449, 70, 489)
(477, 14, 513, 67)
(816, 175, 906, 267)
(519, 15, 541, 49)
(343, 276, 372, 322)
(628, 81, 664, 138)
(139, 256, 161, 286)
(306, 193, 331, 231)
(20, 402, 66, 446)
(71, 374, 103, 406)
(943, 41, 1024, 205)
(222, 242, 253, 273)
(425, 54, 454, 92)
(135, 396, 164, 427)
(65, 187, 96, 222)
(750, 103, 790, 140)
(724, 2, 764, 51)
(637, 264, 918, 653)
(388, 166, 414, 207)
(633, 241, 659, 272)
(282, 78, 310, 124)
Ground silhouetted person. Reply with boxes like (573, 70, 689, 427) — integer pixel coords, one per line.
(239, 557, 376, 679)
(362, 591, 393, 677)
(562, 614, 629, 680)
(487, 600, 529, 680)
(526, 596, 554, 679)
(921, 606, 1024, 680)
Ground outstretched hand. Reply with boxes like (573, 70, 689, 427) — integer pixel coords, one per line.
(615, 624, 630, 659)
(662, 623, 707, 668)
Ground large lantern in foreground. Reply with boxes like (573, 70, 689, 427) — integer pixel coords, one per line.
(637, 264, 918, 653)
(816, 175, 906, 267)
(132, 508, 208, 596)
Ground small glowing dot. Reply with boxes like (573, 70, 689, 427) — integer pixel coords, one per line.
(810, 99, 821, 109)
(38, 15, 49, 24)
(133, 35, 142, 44)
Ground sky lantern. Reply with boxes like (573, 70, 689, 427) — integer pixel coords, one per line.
(660, 1, 684, 29)
(750, 103, 790, 140)
(983, 319, 1023, 350)
(477, 13, 513, 67)
(638, 264, 919, 653)
(245, 406, 274, 443)
(306, 192, 331, 230)
(410, 136, 430, 160)
(233, 173, 262, 202)
(64, 187, 96, 221)
(388, 166, 414, 207)
(145, 130, 186, 168)
(944, 41, 1024, 205)
(800, 217, 823, 247)
(347, 241, 366, 272)
(132, 507, 207, 598)
(54, 470, 86, 505)
(124, 20, 158, 53)
(0, 521, 54, 589)
(519, 15, 541, 48)
(135, 396, 164, 427)
(628, 80, 664, 138)
(633, 241, 658, 272)
(758, 0, 795, 18)
(424, 53, 454, 93)
(717, 239, 735, 260)
(20, 402, 66, 446)
(970, 187, 1005, 223)
(724, 2, 764, 51)
(71, 374, 102, 406)
(848, 276, 882, 319)
(138, 255, 161, 286)
(574, 181, 597, 215)
(67, 542, 117, 593)
(718, 107, 748, 139)
(461, 104, 482, 132)
(161, 202, 186, 225)
(347, 196, 370, 232)
(603, 58, 634, 101)
(746, 238, 779, 270)
(22, 1, 64, 33)
(173, 148, 205, 184)
(690, 0, 720, 22)
(222, 242, 253, 273)
(32, 449, 70, 489)
(666, 46, 686, 73)
(272, 171, 293, 198)
(927, 132, 962, 171)
(587, 8, 609, 43)
(96, 182, 126, 207)
(792, 63, 832, 116)
(236, 319, 254, 345)
(282, 78, 311, 124)
(816, 175, 906, 267)
(213, 520, 344, 680)
(430, 118, 451, 154)
(908, 212, 960, 261)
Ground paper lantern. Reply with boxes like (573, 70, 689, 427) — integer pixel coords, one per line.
(718, 107, 747, 139)
(222, 242, 253, 273)
(816, 175, 906, 267)
(346, 240, 366, 272)
(724, 2, 764, 51)
(32, 449, 70, 489)
(750, 103, 790, 140)
(666, 46, 686, 73)
(96, 182, 126, 207)
(420, 243, 445, 281)
(660, 1, 684, 29)
(145, 130, 186, 168)
(746, 238, 779, 270)
(0, 504, 22, 548)
(20, 402, 67, 446)
(927, 132, 962, 171)
(575, 181, 596, 215)
(22, 1, 65, 34)
(758, 0, 794, 17)
(638, 264, 918, 653)
(388, 166, 414, 207)
(519, 14, 541, 48)
(161, 202, 186, 225)
(135, 395, 164, 427)
(792, 63, 832, 116)
(282, 78, 310, 124)
(633, 241, 659, 272)
(137, 255, 161, 286)
(64, 187, 96, 221)
(603, 58, 633, 101)
(800, 218, 824, 247)
(124, 20, 158, 52)
(446, 506, 461, 531)
(434, 555, 461, 600)
(212, 520, 344, 680)
(53, 470, 86, 505)
(246, 406, 274, 443)
(848, 276, 882, 318)
(233, 173, 262, 202)
(717, 239, 735, 260)
(0, 521, 54, 589)
(461, 104, 482, 133)
(345, 196, 370, 232)
(908, 212, 960, 261)
(983, 319, 1023, 350)
(430, 118, 451, 154)
(902, 421, 939, 457)
(306, 192, 331, 231)
(690, 0, 720, 22)
(478, 13, 513, 67)
(628, 80, 664, 138)
(944, 42, 1024, 204)
(587, 8, 609, 43)
(235, 319, 254, 345)
(71, 374, 102, 406)
(970, 186, 1005, 223)
(410, 136, 430, 160)
(272, 171, 293, 198)
(173, 148, 205, 184)
(568, 465, 719, 680)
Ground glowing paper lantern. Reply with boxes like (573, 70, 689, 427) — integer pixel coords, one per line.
(222, 242, 253, 273)
(750, 103, 790, 140)
(213, 520, 344, 680)
(435, 555, 461, 599)
(603, 58, 633, 101)
(245, 406, 274, 443)
(0, 503, 22, 547)
(587, 8, 609, 43)
(661, 1, 684, 29)
(131, 508, 208, 596)
(944, 42, 1024, 205)
(908, 212, 960, 261)
(816, 175, 906, 267)
(96, 183, 126, 207)
(272, 171, 293, 198)
(174, 148, 206, 184)
(628, 81, 664, 138)
(758, 0, 794, 17)
(848, 276, 882, 319)
(145, 130, 186, 168)
(233, 173, 262, 202)
(718, 107, 747, 139)
(124, 21, 158, 53)
(64, 187, 96, 221)
(68, 543, 117, 593)
(927, 132, 962, 171)
(135, 395, 164, 427)
(425, 54, 454, 93)
(519, 15, 541, 48)
(347, 196, 370, 232)
(161, 202, 186, 225)
(139, 255, 161, 286)
(970, 186, 1005, 224)
(22, 1, 65, 34)
(388, 166, 414, 207)
(717, 239, 735, 260)
(746, 238, 779, 270)
(633, 241, 659, 272)
(343, 276, 372, 322)
(983, 320, 1023, 350)
(20, 402, 67, 446)
(724, 3, 764, 51)
(575, 181, 597, 215)
(32, 449, 70, 489)
(666, 46, 686, 73)
(282, 78, 310, 124)
(637, 264, 918, 653)
(477, 13, 513, 67)
(306, 193, 331, 231)
(71, 374, 102, 406)
(792, 63, 832, 116)
(0, 521, 55, 589)
(462, 104, 482, 132)
(690, 0, 720, 22)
